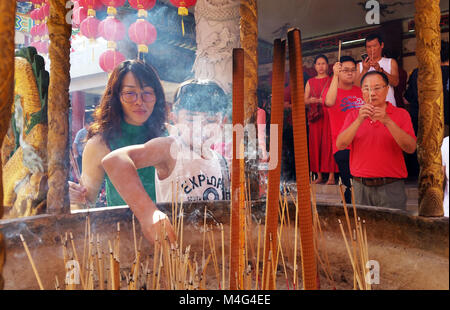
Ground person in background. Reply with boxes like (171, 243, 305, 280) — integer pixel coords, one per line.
(324, 56, 364, 203)
(442, 136, 449, 217)
(355, 33, 399, 106)
(72, 114, 92, 172)
(336, 71, 416, 210)
(404, 40, 449, 137)
(304, 54, 337, 184)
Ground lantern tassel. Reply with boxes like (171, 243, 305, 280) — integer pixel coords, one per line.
(182, 17, 185, 36)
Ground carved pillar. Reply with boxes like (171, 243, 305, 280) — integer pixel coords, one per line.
(47, 0, 72, 214)
(0, 0, 16, 290)
(193, 0, 241, 93)
(415, 0, 444, 216)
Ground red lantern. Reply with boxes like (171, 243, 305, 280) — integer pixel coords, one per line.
(99, 16, 125, 49)
(80, 0, 103, 16)
(30, 9, 40, 21)
(100, 0, 125, 16)
(169, 0, 196, 36)
(36, 7, 45, 22)
(128, 0, 156, 18)
(80, 16, 100, 40)
(37, 41, 49, 54)
(99, 50, 125, 73)
(128, 19, 157, 54)
(42, 3, 50, 20)
(30, 25, 39, 38)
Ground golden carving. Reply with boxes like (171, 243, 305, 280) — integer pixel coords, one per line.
(2, 57, 48, 218)
(0, 0, 17, 290)
(415, 0, 444, 216)
(46, 0, 72, 214)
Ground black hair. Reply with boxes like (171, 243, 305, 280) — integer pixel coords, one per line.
(173, 80, 229, 115)
(340, 55, 357, 66)
(441, 40, 449, 63)
(360, 70, 389, 86)
(314, 54, 329, 64)
(365, 33, 384, 46)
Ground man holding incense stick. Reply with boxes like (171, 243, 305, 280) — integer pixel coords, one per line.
(355, 33, 399, 106)
(324, 56, 364, 203)
(336, 71, 416, 210)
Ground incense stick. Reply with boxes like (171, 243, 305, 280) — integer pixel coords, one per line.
(20, 234, 44, 290)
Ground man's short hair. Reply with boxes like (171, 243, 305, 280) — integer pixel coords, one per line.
(173, 79, 229, 115)
(365, 33, 384, 46)
(441, 40, 449, 63)
(360, 70, 389, 86)
(340, 55, 357, 66)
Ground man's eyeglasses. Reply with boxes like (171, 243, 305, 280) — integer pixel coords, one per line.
(361, 85, 387, 93)
(341, 69, 357, 74)
(121, 91, 156, 104)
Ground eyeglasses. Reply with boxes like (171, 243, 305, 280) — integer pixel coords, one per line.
(361, 85, 387, 93)
(341, 69, 357, 74)
(121, 91, 156, 104)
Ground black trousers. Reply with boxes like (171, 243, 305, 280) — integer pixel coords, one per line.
(334, 149, 352, 203)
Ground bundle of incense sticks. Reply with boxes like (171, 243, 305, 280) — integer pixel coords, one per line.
(337, 178, 371, 290)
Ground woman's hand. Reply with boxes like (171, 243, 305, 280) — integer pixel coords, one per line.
(68, 181, 88, 204)
(140, 209, 177, 245)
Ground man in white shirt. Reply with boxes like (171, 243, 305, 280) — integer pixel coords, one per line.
(355, 33, 399, 106)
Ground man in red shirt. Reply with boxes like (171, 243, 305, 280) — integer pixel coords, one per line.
(324, 56, 364, 203)
(336, 71, 416, 210)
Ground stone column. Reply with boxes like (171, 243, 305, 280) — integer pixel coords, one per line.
(71, 91, 85, 142)
(193, 0, 241, 93)
(47, 0, 72, 214)
(415, 0, 444, 216)
(0, 0, 16, 290)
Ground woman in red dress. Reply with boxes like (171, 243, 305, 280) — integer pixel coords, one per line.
(304, 54, 338, 184)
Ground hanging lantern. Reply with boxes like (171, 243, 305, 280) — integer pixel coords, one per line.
(37, 41, 49, 54)
(80, 16, 100, 40)
(128, 0, 156, 18)
(42, 2, 50, 22)
(30, 9, 40, 22)
(169, 0, 196, 36)
(99, 49, 125, 73)
(100, 0, 125, 17)
(128, 19, 157, 55)
(79, 0, 103, 17)
(99, 16, 125, 49)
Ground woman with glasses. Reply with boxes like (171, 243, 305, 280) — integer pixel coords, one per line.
(336, 71, 416, 210)
(69, 60, 167, 208)
(304, 54, 337, 185)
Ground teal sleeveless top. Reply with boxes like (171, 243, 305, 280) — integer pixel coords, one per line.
(104, 120, 157, 206)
